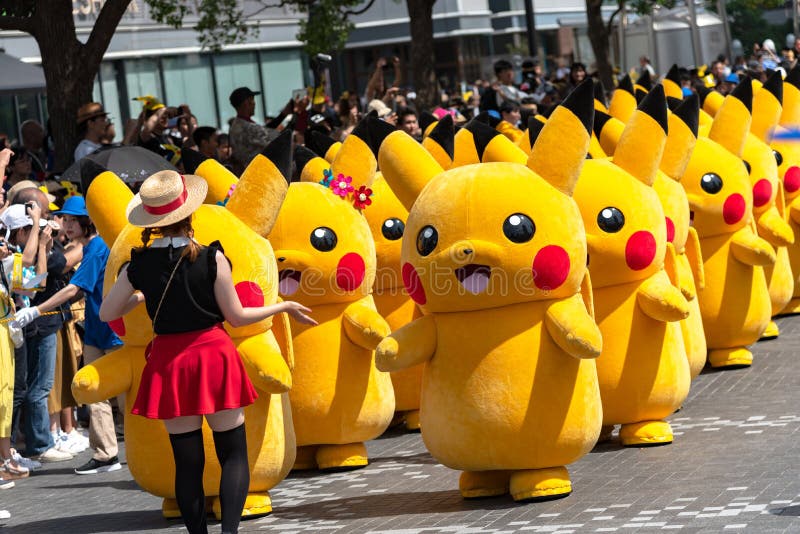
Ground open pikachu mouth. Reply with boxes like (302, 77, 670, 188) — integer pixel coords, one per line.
(278, 270, 301, 296)
(455, 264, 491, 295)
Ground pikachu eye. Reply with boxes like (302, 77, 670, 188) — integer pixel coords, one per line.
(773, 150, 783, 167)
(700, 172, 723, 194)
(416, 225, 438, 256)
(310, 227, 337, 252)
(597, 207, 625, 233)
(503, 213, 535, 243)
(381, 218, 405, 240)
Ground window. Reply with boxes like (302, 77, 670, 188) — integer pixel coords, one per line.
(260, 49, 304, 117)
(162, 54, 217, 129)
(213, 52, 261, 132)
(124, 58, 163, 119)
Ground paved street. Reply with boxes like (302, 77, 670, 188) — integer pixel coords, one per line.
(2, 317, 800, 534)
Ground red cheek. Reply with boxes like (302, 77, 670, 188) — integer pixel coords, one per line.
(752, 179, 772, 207)
(625, 231, 657, 271)
(235, 281, 264, 308)
(531, 245, 570, 290)
(665, 217, 675, 243)
(402, 262, 426, 305)
(784, 166, 800, 193)
(108, 318, 126, 337)
(336, 252, 366, 291)
(723, 193, 746, 225)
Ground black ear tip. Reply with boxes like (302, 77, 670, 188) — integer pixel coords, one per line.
(619, 74, 634, 94)
(637, 70, 652, 90)
(419, 111, 437, 134)
(180, 148, 208, 174)
(638, 84, 668, 134)
(464, 117, 499, 160)
(526, 117, 545, 145)
(80, 159, 109, 193)
(695, 85, 711, 105)
(763, 70, 784, 103)
(593, 81, 607, 107)
(294, 145, 317, 172)
(366, 114, 397, 156)
(308, 130, 336, 157)
(560, 79, 595, 135)
(666, 96, 683, 112)
(592, 110, 612, 139)
(675, 93, 700, 137)
(428, 114, 455, 160)
(666, 64, 680, 83)
(261, 128, 294, 182)
(635, 88, 648, 105)
(731, 75, 753, 113)
(787, 64, 800, 89)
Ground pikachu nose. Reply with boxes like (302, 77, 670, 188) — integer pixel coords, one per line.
(463, 248, 473, 255)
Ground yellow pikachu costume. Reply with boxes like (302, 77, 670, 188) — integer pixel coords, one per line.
(743, 73, 794, 337)
(71, 137, 297, 518)
(575, 86, 690, 446)
(593, 97, 707, 379)
(682, 82, 775, 368)
(268, 121, 394, 471)
(774, 66, 800, 314)
(377, 81, 603, 502)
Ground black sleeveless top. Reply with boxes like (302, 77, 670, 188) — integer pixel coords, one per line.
(127, 241, 226, 335)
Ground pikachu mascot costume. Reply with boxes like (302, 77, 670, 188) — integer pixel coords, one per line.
(593, 96, 707, 379)
(681, 82, 775, 368)
(742, 72, 794, 336)
(774, 66, 800, 314)
(71, 135, 297, 518)
(377, 81, 603, 502)
(268, 121, 394, 471)
(574, 86, 690, 446)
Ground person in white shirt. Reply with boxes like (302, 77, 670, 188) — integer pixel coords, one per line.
(73, 103, 109, 162)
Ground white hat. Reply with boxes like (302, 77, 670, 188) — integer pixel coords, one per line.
(0, 204, 48, 238)
(126, 170, 207, 228)
(763, 38, 776, 53)
(367, 99, 393, 118)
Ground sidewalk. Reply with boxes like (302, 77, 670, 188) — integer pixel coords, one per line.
(2, 317, 800, 533)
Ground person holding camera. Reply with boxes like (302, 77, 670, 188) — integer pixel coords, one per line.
(228, 87, 276, 175)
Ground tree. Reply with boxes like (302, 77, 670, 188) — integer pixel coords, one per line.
(585, 0, 675, 91)
(407, 0, 438, 110)
(711, 0, 787, 54)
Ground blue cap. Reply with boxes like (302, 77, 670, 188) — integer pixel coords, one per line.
(681, 87, 693, 97)
(725, 72, 739, 84)
(53, 196, 88, 217)
(487, 109, 501, 120)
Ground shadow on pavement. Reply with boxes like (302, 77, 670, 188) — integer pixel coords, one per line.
(274, 489, 519, 521)
(8, 510, 171, 533)
(770, 505, 800, 516)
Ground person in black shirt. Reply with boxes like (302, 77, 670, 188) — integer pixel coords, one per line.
(100, 170, 316, 534)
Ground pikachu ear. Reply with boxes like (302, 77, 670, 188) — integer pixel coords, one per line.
(697, 85, 725, 117)
(451, 119, 482, 167)
(464, 119, 527, 164)
(780, 64, 800, 126)
(751, 70, 783, 142)
(613, 84, 668, 187)
(226, 128, 291, 236)
(422, 114, 454, 170)
(708, 78, 753, 157)
(661, 94, 699, 181)
(636, 69, 653, 92)
(593, 109, 626, 155)
(663, 64, 684, 99)
(594, 81, 609, 112)
(330, 117, 378, 184)
(419, 111, 438, 138)
(182, 148, 239, 205)
(295, 145, 331, 183)
(378, 130, 444, 210)
(83, 161, 134, 245)
(517, 116, 545, 154)
(308, 130, 341, 163)
(608, 74, 637, 122)
(528, 79, 593, 196)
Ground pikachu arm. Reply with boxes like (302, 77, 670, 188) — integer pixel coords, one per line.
(789, 196, 800, 225)
(756, 206, 794, 247)
(272, 296, 294, 371)
(663, 242, 693, 299)
(544, 292, 603, 360)
(71, 347, 132, 405)
(235, 332, 292, 394)
(636, 269, 690, 322)
(342, 299, 392, 351)
(730, 227, 777, 266)
(684, 227, 705, 291)
(376, 314, 437, 372)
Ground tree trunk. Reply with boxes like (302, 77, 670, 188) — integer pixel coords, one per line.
(406, 0, 438, 111)
(585, 0, 615, 91)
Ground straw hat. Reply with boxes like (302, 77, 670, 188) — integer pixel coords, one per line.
(126, 170, 207, 228)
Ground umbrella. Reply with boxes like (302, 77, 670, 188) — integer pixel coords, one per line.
(61, 145, 178, 185)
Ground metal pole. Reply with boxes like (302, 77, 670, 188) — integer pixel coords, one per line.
(685, 0, 704, 68)
(717, 0, 733, 61)
(524, 0, 537, 58)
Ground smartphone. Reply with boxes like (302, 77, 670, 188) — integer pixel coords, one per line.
(291, 89, 305, 101)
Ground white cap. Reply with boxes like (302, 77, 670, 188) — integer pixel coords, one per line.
(763, 38, 776, 53)
(0, 204, 48, 237)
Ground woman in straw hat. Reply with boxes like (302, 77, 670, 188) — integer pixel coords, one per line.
(98, 170, 315, 534)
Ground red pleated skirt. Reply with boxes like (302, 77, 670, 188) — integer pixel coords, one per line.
(132, 324, 258, 420)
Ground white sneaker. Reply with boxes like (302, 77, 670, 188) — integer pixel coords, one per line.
(0, 479, 13, 490)
(33, 446, 74, 463)
(60, 430, 89, 454)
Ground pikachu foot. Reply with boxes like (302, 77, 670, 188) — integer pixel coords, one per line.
(510, 466, 571, 502)
(161, 498, 182, 519)
(459, 470, 511, 499)
(597, 425, 615, 443)
(292, 445, 319, 471)
(212, 492, 272, 520)
(758, 321, 779, 341)
(708, 347, 753, 369)
(776, 298, 800, 316)
(619, 421, 673, 447)
(316, 443, 368, 471)
(404, 410, 421, 431)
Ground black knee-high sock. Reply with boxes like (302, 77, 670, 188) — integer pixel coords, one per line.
(213, 424, 250, 534)
(168, 429, 207, 534)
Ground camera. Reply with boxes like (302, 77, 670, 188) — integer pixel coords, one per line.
(24, 201, 35, 213)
